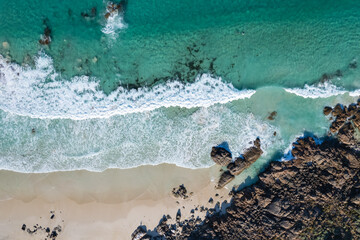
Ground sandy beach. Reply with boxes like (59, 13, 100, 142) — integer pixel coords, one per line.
(0, 164, 231, 239)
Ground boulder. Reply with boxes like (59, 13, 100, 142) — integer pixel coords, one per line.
(332, 103, 344, 117)
(337, 122, 355, 145)
(211, 147, 232, 166)
(217, 171, 234, 189)
(267, 111, 277, 120)
(323, 106, 332, 116)
(227, 138, 263, 175)
(347, 103, 358, 115)
(242, 138, 262, 163)
(330, 115, 347, 133)
(131, 226, 147, 240)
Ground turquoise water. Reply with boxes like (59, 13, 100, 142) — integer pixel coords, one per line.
(0, 0, 359, 172)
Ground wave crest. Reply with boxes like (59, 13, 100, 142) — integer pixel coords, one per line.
(285, 82, 359, 98)
(0, 53, 255, 120)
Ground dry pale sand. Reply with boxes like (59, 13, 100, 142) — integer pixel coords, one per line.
(0, 164, 232, 240)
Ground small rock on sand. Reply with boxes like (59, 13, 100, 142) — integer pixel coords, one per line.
(172, 184, 189, 199)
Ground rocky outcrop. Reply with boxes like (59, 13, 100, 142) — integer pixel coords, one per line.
(325, 101, 360, 147)
(131, 226, 147, 240)
(217, 138, 263, 188)
(132, 99, 360, 240)
(217, 171, 235, 189)
(227, 138, 263, 176)
(104, 1, 126, 19)
(210, 147, 232, 166)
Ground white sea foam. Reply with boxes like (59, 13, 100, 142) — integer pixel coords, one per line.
(0, 53, 255, 120)
(285, 82, 360, 98)
(0, 106, 281, 173)
(101, 6, 127, 39)
(349, 89, 360, 97)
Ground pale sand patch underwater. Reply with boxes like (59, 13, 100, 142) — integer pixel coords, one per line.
(0, 164, 231, 239)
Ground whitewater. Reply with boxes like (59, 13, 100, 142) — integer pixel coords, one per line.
(0, 53, 359, 173)
(0, 53, 358, 120)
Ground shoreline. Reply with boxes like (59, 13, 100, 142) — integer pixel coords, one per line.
(137, 100, 360, 239)
(0, 164, 231, 239)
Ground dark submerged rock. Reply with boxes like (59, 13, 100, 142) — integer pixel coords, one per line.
(39, 19, 52, 45)
(81, 7, 97, 19)
(267, 111, 277, 120)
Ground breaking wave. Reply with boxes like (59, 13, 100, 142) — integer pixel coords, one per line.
(0, 53, 255, 120)
(285, 82, 360, 98)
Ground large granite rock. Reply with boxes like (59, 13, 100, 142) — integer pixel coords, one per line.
(323, 106, 332, 116)
(325, 101, 360, 146)
(217, 171, 235, 189)
(227, 138, 263, 176)
(131, 226, 147, 240)
(216, 138, 263, 188)
(210, 147, 232, 166)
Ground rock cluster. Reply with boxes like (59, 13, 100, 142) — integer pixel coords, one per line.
(324, 101, 360, 147)
(172, 184, 190, 199)
(132, 99, 360, 240)
(267, 111, 277, 120)
(81, 7, 97, 19)
(216, 138, 263, 188)
(21, 211, 63, 240)
(104, 1, 126, 19)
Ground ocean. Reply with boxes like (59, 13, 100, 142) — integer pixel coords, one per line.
(0, 0, 359, 172)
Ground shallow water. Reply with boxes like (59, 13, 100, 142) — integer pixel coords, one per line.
(0, 0, 359, 172)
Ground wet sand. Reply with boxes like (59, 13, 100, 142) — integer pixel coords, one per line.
(0, 164, 231, 239)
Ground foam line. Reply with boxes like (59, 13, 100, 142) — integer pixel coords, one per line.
(0, 106, 281, 173)
(284, 82, 359, 98)
(0, 53, 255, 120)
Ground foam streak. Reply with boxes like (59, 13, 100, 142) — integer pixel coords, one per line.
(0, 53, 255, 120)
